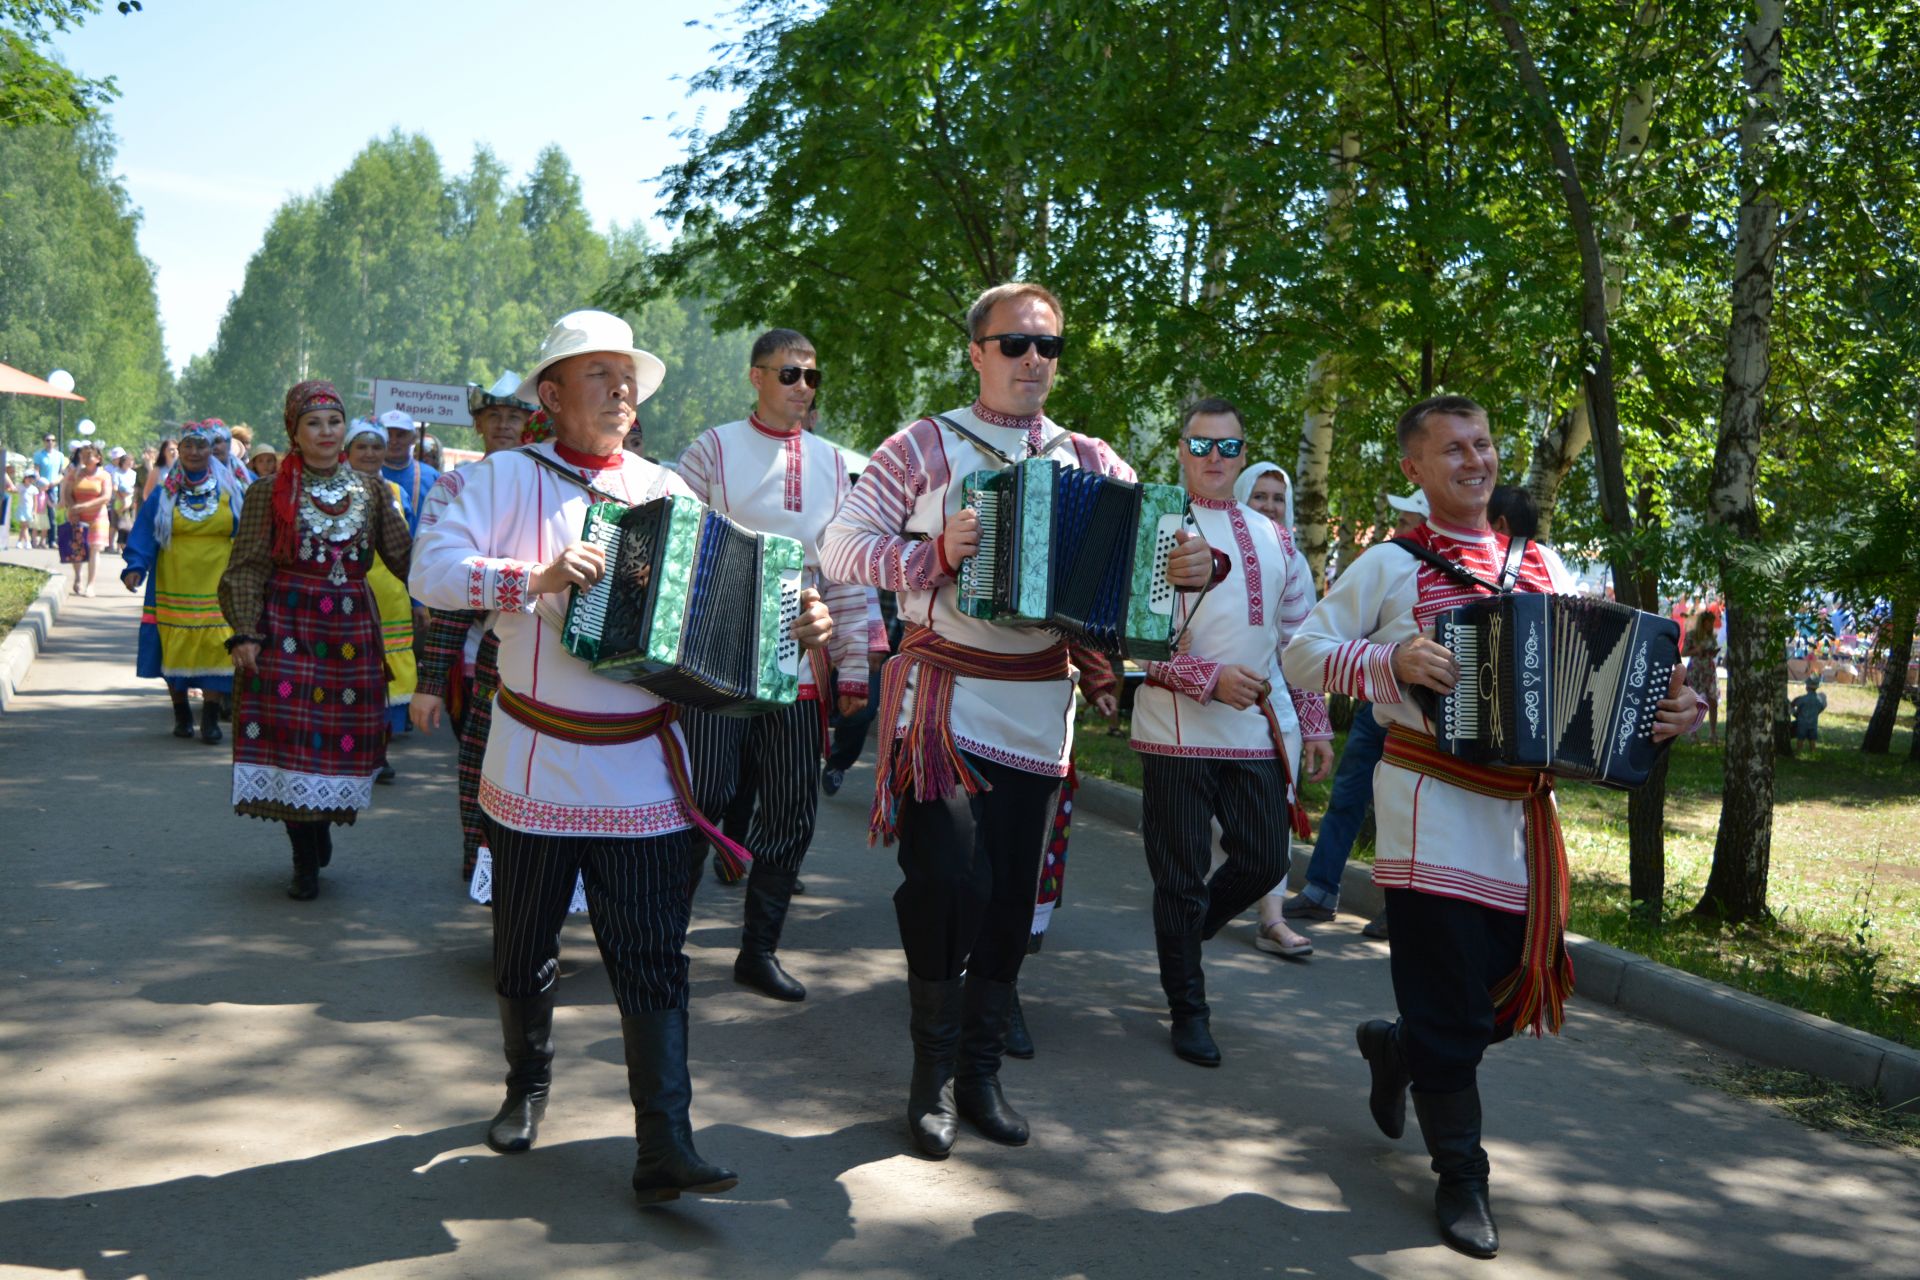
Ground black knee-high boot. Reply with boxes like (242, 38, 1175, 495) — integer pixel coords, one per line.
(285, 822, 320, 900)
(1356, 1018, 1411, 1139)
(170, 688, 194, 738)
(954, 976, 1029, 1146)
(486, 992, 554, 1153)
(1413, 1086, 1499, 1259)
(1155, 932, 1220, 1067)
(1003, 985, 1034, 1059)
(905, 973, 965, 1157)
(623, 1009, 738, 1203)
(734, 864, 805, 1001)
(199, 692, 224, 744)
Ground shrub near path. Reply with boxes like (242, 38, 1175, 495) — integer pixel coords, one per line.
(1070, 683, 1920, 1049)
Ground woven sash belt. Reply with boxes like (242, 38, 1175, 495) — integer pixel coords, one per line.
(1381, 723, 1574, 1037)
(868, 623, 1070, 845)
(494, 685, 751, 880)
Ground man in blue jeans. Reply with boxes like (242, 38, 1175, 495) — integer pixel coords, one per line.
(1282, 702, 1390, 938)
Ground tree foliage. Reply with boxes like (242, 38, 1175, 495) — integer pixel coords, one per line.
(0, 112, 168, 455)
(0, 1, 139, 131)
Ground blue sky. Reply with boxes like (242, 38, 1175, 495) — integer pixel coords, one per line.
(52, 0, 747, 371)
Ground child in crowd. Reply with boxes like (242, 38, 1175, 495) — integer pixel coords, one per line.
(1790, 675, 1828, 756)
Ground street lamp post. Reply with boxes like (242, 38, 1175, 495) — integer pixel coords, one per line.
(47, 370, 75, 445)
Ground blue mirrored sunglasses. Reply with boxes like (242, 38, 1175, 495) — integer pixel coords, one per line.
(1183, 436, 1244, 458)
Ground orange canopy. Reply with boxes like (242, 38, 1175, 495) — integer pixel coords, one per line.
(0, 362, 85, 401)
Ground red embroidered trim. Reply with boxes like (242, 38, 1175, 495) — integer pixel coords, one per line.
(952, 733, 1072, 778)
(1129, 740, 1278, 760)
(1189, 495, 1236, 510)
(784, 433, 803, 512)
(968, 400, 1043, 432)
(480, 777, 689, 836)
(1372, 857, 1528, 913)
(1228, 505, 1262, 626)
(552, 441, 625, 472)
(748, 411, 802, 440)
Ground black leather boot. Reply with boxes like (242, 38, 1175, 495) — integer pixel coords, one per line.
(486, 993, 554, 1154)
(1413, 1087, 1499, 1259)
(316, 823, 333, 868)
(1356, 1018, 1410, 1139)
(1003, 985, 1034, 1059)
(199, 693, 224, 744)
(733, 865, 805, 1001)
(954, 976, 1029, 1146)
(623, 1009, 738, 1203)
(285, 823, 319, 900)
(171, 690, 194, 739)
(905, 973, 965, 1158)
(1155, 931, 1220, 1067)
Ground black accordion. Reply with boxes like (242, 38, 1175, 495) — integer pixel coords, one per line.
(956, 457, 1189, 661)
(561, 497, 804, 715)
(1417, 593, 1680, 789)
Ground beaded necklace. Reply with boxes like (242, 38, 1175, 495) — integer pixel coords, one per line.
(173, 470, 221, 523)
(295, 468, 371, 584)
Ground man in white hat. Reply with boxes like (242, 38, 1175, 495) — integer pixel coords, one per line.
(411, 312, 832, 1205)
(412, 373, 539, 886)
(820, 281, 1217, 1159)
(676, 327, 887, 1003)
(1386, 487, 1431, 535)
(378, 409, 439, 536)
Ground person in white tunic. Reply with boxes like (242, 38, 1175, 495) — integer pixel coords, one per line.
(1130, 399, 1333, 1068)
(677, 327, 884, 1002)
(1281, 395, 1700, 1258)
(410, 310, 832, 1205)
(819, 282, 1215, 1159)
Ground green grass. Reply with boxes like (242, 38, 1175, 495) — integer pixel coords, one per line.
(1700, 1063, 1920, 1149)
(0, 564, 50, 642)
(1073, 685, 1920, 1046)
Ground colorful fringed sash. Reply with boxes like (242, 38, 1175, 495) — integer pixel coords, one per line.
(493, 685, 752, 879)
(1256, 693, 1314, 841)
(1382, 723, 1574, 1037)
(868, 624, 1071, 845)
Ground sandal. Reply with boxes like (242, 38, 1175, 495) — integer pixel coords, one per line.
(1255, 921, 1313, 959)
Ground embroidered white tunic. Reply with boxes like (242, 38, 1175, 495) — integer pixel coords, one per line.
(819, 404, 1133, 776)
(677, 415, 881, 696)
(409, 443, 693, 838)
(1132, 496, 1332, 766)
(1281, 518, 1571, 913)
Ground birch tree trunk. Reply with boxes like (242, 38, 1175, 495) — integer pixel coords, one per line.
(1524, 400, 1591, 543)
(1697, 0, 1785, 923)
(1864, 592, 1916, 754)
(1294, 127, 1358, 592)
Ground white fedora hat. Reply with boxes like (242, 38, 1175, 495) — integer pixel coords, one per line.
(515, 310, 666, 407)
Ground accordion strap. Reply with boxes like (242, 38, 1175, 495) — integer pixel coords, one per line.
(515, 445, 671, 507)
(929, 413, 1076, 467)
(1389, 535, 1531, 595)
(1381, 724, 1573, 1038)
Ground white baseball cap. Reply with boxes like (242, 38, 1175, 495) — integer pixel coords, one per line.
(1386, 490, 1431, 517)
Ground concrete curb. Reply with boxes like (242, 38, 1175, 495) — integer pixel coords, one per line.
(1071, 770, 1920, 1113)
(0, 566, 66, 712)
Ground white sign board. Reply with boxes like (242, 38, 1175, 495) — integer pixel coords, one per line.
(372, 379, 471, 427)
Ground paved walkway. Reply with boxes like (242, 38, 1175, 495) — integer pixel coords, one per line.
(2, 577, 1917, 1279)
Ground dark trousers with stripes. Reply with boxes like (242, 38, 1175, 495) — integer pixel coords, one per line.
(1141, 755, 1291, 938)
(485, 817, 698, 1015)
(1386, 887, 1526, 1094)
(894, 753, 1062, 983)
(681, 701, 823, 873)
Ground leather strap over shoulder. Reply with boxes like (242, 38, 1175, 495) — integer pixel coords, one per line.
(929, 412, 1075, 468)
(1388, 535, 1530, 595)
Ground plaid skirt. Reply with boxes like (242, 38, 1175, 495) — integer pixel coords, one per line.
(232, 567, 387, 825)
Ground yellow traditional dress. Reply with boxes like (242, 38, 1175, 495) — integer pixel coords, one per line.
(368, 479, 417, 728)
(128, 468, 240, 692)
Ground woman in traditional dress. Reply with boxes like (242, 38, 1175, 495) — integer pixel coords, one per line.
(219, 381, 411, 900)
(122, 422, 246, 742)
(61, 442, 113, 595)
(344, 418, 416, 781)
(1685, 608, 1721, 744)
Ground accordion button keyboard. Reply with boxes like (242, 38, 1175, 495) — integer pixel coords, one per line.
(775, 574, 802, 675)
(572, 520, 623, 635)
(1147, 522, 1179, 614)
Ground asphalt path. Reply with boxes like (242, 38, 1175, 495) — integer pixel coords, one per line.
(3, 575, 1918, 1278)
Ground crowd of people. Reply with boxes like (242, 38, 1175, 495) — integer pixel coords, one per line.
(35, 284, 1718, 1261)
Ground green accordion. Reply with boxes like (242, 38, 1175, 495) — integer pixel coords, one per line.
(956, 457, 1189, 661)
(562, 496, 805, 715)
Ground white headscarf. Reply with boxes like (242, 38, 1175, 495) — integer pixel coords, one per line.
(344, 418, 388, 450)
(153, 453, 246, 549)
(1234, 461, 1294, 529)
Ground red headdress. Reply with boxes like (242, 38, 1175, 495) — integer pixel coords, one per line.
(272, 380, 345, 562)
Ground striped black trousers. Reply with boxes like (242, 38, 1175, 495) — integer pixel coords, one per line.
(485, 817, 698, 1015)
(1141, 755, 1292, 938)
(681, 701, 824, 873)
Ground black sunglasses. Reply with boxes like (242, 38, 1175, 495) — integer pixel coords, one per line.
(1182, 436, 1245, 458)
(757, 364, 821, 388)
(977, 332, 1065, 360)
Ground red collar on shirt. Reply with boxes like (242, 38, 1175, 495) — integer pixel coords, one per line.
(1189, 494, 1237, 511)
(749, 412, 802, 440)
(552, 441, 625, 472)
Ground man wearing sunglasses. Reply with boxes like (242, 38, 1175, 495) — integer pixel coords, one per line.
(1130, 399, 1335, 1069)
(677, 328, 885, 1003)
(821, 282, 1216, 1160)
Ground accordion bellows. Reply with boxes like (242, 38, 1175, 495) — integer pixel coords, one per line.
(1419, 592, 1681, 789)
(957, 458, 1188, 661)
(562, 497, 804, 715)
